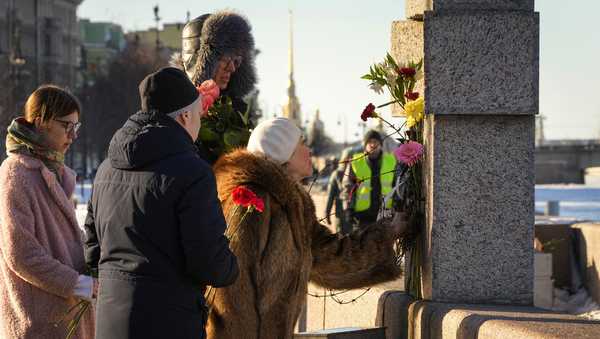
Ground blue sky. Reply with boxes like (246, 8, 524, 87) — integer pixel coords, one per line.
(78, 0, 600, 143)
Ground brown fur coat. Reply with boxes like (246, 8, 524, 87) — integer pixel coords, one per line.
(208, 150, 401, 339)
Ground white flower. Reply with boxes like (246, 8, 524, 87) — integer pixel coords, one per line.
(414, 69, 424, 81)
(380, 62, 398, 85)
(385, 71, 398, 85)
(369, 82, 384, 94)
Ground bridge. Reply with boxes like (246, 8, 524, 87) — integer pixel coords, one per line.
(536, 139, 600, 184)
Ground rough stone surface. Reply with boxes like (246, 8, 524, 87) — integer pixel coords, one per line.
(405, 0, 432, 19)
(424, 11, 539, 115)
(375, 291, 414, 339)
(408, 301, 600, 339)
(534, 252, 554, 309)
(435, 0, 534, 11)
(422, 114, 535, 304)
(407, 0, 534, 18)
(573, 223, 600, 305)
(390, 20, 424, 117)
(478, 319, 600, 339)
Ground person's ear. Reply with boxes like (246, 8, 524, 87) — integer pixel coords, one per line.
(175, 114, 186, 126)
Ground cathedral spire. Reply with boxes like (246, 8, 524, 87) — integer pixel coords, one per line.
(282, 10, 301, 127)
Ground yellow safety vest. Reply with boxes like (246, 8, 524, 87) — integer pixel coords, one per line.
(351, 152, 396, 212)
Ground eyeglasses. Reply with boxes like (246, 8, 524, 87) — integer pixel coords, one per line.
(53, 118, 81, 135)
(220, 55, 243, 69)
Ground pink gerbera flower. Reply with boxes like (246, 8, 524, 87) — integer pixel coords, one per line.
(394, 141, 424, 167)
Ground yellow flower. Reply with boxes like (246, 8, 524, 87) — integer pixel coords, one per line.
(404, 97, 424, 127)
(406, 116, 417, 129)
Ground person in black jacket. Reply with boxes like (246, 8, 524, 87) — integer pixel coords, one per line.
(84, 67, 238, 339)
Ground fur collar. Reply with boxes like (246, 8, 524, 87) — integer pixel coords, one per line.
(213, 149, 301, 207)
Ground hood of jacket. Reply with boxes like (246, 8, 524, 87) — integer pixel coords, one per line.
(108, 111, 196, 170)
(170, 10, 257, 100)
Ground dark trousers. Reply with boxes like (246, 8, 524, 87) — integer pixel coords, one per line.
(96, 272, 207, 339)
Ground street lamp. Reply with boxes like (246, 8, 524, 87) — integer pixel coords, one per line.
(153, 5, 161, 51)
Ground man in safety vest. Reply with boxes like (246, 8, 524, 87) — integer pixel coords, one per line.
(342, 130, 400, 229)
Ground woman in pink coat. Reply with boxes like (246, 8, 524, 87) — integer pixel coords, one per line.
(0, 85, 95, 339)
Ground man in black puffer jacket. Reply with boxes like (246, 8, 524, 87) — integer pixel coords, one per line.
(84, 67, 238, 339)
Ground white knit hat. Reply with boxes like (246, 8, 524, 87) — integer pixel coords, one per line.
(247, 117, 302, 164)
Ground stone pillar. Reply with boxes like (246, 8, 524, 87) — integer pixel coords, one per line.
(392, 0, 538, 304)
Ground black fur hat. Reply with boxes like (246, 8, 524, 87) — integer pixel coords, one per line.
(171, 11, 257, 99)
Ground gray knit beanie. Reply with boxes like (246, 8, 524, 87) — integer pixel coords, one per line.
(247, 118, 302, 164)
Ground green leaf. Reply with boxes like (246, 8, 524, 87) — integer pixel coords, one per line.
(199, 125, 220, 142)
(415, 59, 423, 71)
(386, 53, 399, 70)
(398, 79, 405, 98)
(224, 130, 243, 148)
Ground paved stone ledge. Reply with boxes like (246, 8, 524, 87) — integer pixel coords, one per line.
(408, 299, 600, 339)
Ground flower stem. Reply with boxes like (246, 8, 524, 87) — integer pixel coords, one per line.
(377, 116, 403, 136)
(376, 99, 401, 109)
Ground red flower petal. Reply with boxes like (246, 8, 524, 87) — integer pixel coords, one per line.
(232, 186, 257, 207)
(405, 91, 419, 101)
(251, 197, 265, 212)
(361, 103, 376, 121)
(399, 67, 416, 77)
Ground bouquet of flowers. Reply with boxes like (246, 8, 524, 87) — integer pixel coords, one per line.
(54, 267, 98, 339)
(197, 81, 253, 160)
(361, 53, 425, 299)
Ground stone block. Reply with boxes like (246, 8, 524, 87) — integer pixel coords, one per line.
(534, 252, 552, 278)
(424, 11, 539, 115)
(422, 114, 535, 304)
(375, 291, 414, 339)
(390, 20, 424, 117)
(408, 300, 600, 339)
(535, 220, 576, 289)
(534, 276, 553, 309)
(585, 167, 600, 186)
(573, 222, 600, 305)
(406, 0, 534, 18)
(533, 252, 554, 309)
(406, 0, 432, 20)
(295, 327, 385, 339)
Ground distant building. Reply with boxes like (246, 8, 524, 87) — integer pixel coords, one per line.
(0, 0, 83, 93)
(125, 22, 184, 52)
(0, 0, 83, 159)
(79, 19, 125, 78)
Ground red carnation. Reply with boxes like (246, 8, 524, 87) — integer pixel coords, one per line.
(250, 197, 264, 212)
(361, 103, 377, 121)
(405, 91, 419, 101)
(232, 186, 264, 213)
(399, 67, 416, 78)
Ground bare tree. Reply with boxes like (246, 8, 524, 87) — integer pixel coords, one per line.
(75, 43, 168, 174)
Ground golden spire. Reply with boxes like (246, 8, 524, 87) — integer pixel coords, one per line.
(282, 9, 301, 127)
